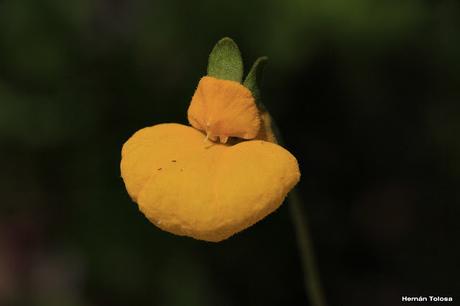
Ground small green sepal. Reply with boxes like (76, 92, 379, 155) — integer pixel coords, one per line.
(243, 56, 268, 104)
(207, 37, 244, 82)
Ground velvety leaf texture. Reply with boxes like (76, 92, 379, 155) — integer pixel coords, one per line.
(243, 56, 268, 104)
(207, 37, 244, 82)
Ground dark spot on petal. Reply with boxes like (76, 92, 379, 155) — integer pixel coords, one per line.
(171, 160, 177, 162)
(157, 168, 162, 170)
(180, 168, 184, 171)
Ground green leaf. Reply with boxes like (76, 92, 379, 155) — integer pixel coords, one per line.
(243, 56, 268, 104)
(207, 37, 243, 82)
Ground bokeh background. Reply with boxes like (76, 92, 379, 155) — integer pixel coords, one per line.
(1, 0, 459, 305)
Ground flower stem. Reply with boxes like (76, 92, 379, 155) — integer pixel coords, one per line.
(256, 100, 326, 305)
(288, 189, 327, 306)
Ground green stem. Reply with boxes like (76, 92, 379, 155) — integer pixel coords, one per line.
(267, 119, 327, 305)
(288, 189, 327, 306)
(249, 75, 326, 305)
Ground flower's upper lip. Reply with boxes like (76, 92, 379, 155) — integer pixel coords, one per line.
(187, 76, 261, 142)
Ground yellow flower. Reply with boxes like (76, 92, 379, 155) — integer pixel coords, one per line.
(120, 40, 300, 242)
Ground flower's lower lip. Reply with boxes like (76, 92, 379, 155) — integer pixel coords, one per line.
(121, 123, 299, 242)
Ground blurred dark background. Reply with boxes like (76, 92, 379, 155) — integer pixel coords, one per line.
(1, 0, 459, 305)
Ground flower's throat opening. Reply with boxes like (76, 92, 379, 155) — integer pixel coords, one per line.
(201, 121, 229, 144)
(204, 130, 229, 144)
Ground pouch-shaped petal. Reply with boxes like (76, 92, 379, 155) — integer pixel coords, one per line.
(120, 123, 300, 242)
(120, 123, 206, 201)
(187, 76, 260, 142)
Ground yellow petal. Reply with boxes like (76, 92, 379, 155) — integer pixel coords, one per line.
(187, 76, 260, 141)
(120, 123, 206, 201)
(120, 123, 300, 242)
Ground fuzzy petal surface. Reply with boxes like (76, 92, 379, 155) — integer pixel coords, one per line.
(187, 76, 260, 141)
